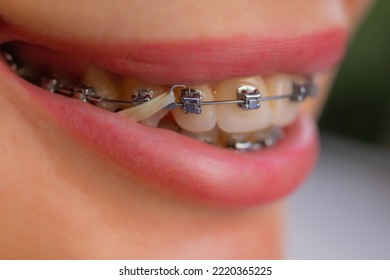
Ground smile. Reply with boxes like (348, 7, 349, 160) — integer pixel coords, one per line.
(0, 26, 347, 207)
(2, 44, 318, 151)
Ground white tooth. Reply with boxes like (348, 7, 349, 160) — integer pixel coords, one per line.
(172, 85, 217, 133)
(216, 76, 271, 133)
(264, 74, 300, 126)
(82, 65, 121, 112)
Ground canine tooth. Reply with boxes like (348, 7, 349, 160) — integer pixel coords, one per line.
(82, 65, 121, 112)
(264, 74, 300, 126)
(216, 76, 271, 133)
(172, 85, 217, 133)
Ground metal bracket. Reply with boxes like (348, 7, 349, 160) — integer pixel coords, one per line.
(180, 88, 202, 114)
(290, 80, 317, 102)
(73, 84, 96, 102)
(237, 86, 261, 110)
(132, 88, 154, 105)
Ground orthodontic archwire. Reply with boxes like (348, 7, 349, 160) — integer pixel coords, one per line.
(40, 76, 317, 121)
(1, 48, 317, 122)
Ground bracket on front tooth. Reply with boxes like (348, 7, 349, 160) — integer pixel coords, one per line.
(237, 85, 261, 110)
(180, 88, 203, 114)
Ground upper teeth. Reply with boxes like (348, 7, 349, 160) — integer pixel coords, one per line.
(38, 64, 316, 134)
(172, 84, 218, 133)
(79, 66, 315, 135)
(0, 49, 316, 150)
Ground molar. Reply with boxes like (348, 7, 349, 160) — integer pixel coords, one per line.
(215, 76, 271, 133)
(172, 85, 217, 133)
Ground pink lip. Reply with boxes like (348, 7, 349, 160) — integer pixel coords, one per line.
(0, 27, 342, 206)
(1, 64, 319, 207)
(90, 28, 347, 84)
(3, 25, 347, 84)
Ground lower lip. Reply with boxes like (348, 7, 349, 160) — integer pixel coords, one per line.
(4, 64, 319, 207)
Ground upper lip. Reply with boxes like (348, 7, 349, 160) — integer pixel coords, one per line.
(0, 24, 344, 207)
(2, 22, 347, 84)
(92, 27, 347, 84)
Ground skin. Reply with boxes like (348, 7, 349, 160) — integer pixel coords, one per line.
(0, 0, 373, 259)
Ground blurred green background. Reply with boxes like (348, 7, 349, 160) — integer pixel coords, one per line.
(319, 0, 390, 146)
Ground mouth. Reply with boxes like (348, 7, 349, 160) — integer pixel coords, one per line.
(0, 26, 347, 207)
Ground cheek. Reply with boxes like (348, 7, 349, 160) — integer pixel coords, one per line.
(300, 0, 374, 119)
(343, 0, 375, 25)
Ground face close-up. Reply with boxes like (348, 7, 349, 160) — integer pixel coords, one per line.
(0, 0, 374, 259)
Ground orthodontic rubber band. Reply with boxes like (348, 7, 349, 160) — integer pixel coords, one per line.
(118, 90, 176, 121)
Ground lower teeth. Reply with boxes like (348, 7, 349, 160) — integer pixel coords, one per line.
(177, 126, 283, 151)
(226, 127, 284, 151)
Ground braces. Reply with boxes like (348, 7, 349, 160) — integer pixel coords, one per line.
(1, 48, 317, 116)
(1, 48, 316, 151)
(39, 76, 317, 114)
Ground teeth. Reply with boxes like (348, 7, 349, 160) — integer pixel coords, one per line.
(264, 74, 301, 126)
(215, 76, 272, 133)
(82, 65, 122, 112)
(158, 114, 181, 132)
(172, 85, 217, 133)
(3, 45, 311, 151)
(120, 77, 168, 126)
(225, 133, 253, 151)
(218, 131, 251, 148)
